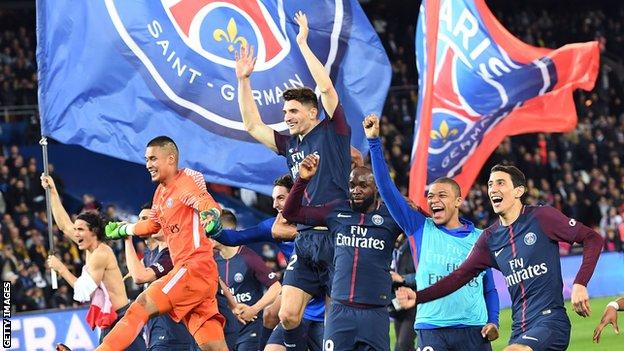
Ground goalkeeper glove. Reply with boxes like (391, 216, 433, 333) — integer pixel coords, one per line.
(200, 208, 222, 238)
(105, 222, 130, 240)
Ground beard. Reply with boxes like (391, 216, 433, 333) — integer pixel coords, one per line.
(351, 195, 376, 213)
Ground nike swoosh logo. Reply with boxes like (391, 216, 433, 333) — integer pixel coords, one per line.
(521, 335, 538, 341)
(337, 213, 351, 218)
(284, 343, 296, 347)
(494, 248, 504, 257)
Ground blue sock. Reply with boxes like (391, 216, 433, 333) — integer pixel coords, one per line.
(283, 323, 306, 351)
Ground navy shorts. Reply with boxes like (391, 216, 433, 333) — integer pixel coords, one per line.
(146, 313, 196, 350)
(509, 311, 571, 351)
(324, 301, 390, 351)
(100, 303, 146, 351)
(235, 319, 261, 351)
(148, 344, 195, 351)
(416, 327, 492, 351)
(282, 229, 334, 297)
(267, 318, 324, 351)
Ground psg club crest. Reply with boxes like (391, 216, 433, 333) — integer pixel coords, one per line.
(372, 214, 384, 226)
(104, 0, 350, 141)
(524, 232, 537, 246)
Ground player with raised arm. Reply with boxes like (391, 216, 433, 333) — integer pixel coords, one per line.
(282, 154, 404, 351)
(41, 175, 145, 350)
(364, 114, 499, 351)
(94, 136, 227, 351)
(236, 11, 351, 351)
(399, 164, 603, 351)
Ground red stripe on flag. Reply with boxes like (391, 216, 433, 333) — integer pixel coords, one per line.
(409, 0, 441, 208)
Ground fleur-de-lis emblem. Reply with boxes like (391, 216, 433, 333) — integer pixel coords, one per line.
(213, 18, 248, 53)
(430, 120, 459, 142)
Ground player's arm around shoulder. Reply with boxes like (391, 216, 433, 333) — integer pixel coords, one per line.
(271, 213, 298, 241)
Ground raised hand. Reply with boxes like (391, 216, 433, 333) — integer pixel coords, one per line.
(299, 154, 319, 180)
(235, 45, 256, 80)
(362, 114, 380, 139)
(40, 174, 57, 192)
(294, 11, 309, 45)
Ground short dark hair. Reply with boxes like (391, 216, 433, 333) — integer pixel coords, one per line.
(76, 211, 106, 241)
(350, 166, 374, 183)
(147, 135, 177, 148)
(147, 136, 179, 159)
(220, 209, 237, 228)
(273, 174, 294, 191)
(283, 88, 318, 110)
(490, 164, 527, 188)
(431, 177, 461, 197)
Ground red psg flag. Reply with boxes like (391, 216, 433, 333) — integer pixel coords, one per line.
(409, 0, 599, 206)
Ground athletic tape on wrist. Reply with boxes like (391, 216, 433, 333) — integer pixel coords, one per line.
(607, 301, 620, 311)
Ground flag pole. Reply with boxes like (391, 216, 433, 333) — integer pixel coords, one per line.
(40, 136, 58, 290)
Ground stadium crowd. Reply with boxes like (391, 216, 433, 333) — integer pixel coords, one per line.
(0, 1, 623, 318)
(0, 9, 37, 108)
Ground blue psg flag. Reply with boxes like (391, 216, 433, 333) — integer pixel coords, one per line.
(36, 0, 391, 194)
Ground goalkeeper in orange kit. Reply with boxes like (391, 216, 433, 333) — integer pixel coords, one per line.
(96, 136, 227, 351)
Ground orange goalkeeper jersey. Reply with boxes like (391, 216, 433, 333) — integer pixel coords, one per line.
(134, 168, 221, 265)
